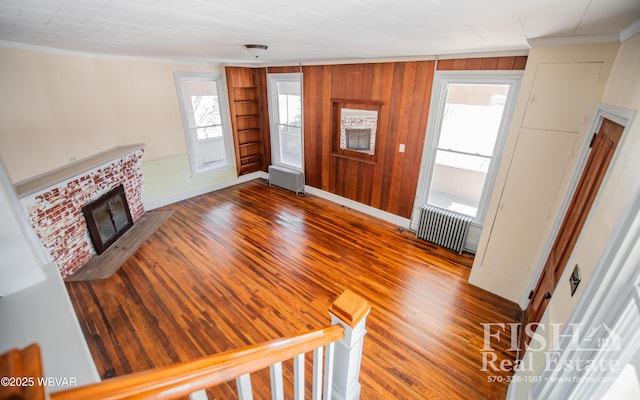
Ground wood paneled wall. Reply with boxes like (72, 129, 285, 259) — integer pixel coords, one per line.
(301, 61, 435, 218)
(437, 56, 528, 71)
(230, 56, 526, 219)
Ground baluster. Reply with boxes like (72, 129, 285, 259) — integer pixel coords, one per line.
(270, 362, 284, 400)
(323, 342, 335, 400)
(188, 389, 208, 400)
(312, 346, 323, 400)
(236, 373, 254, 400)
(293, 353, 305, 400)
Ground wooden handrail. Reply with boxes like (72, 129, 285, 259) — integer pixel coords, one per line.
(51, 324, 344, 400)
(0, 344, 45, 400)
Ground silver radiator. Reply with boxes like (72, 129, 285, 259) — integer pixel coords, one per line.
(416, 205, 471, 253)
(268, 165, 305, 195)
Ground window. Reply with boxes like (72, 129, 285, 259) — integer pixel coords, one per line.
(421, 72, 521, 222)
(174, 72, 234, 176)
(267, 73, 303, 170)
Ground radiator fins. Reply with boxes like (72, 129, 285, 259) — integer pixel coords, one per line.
(416, 205, 471, 254)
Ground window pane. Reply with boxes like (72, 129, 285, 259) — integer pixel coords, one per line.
(427, 82, 515, 219)
(278, 93, 301, 127)
(429, 151, 489, 217)
(176, 74, 231, 175)
(196, 126, 223, 140)
(269, 73, 303, 170)
(191, 95, 221, 128)
(195, 135, 226, 166)
(279, 124, 302, 167)
(438, 84, 510, 156)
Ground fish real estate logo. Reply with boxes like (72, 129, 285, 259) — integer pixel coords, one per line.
(479, 322, 623, 379)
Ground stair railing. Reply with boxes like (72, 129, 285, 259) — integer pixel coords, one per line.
(1, 290, 370, 400)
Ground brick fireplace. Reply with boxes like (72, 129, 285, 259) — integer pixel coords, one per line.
(17, 145, 145, 278)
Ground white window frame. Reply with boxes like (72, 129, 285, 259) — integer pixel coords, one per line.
(267, 72, 304, 172)
(174, 71, 235, 177)
(415, 70, 522, 225)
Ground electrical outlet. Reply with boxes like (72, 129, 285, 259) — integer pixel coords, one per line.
(399, 143, 406, 153)
(570, 264, 581, 296)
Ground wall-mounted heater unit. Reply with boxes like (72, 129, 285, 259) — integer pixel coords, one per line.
(268, 165, 305, 195)
(416, 205, 471, 254)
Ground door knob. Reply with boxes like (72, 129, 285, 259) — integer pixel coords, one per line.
(544, 292, 552, 300)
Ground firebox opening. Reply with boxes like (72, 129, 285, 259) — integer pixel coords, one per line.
(346, 128, 372, 151)
(82, 184, 133, 255)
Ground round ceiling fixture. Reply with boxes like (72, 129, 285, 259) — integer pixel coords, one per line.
(244, 44, 268, 58)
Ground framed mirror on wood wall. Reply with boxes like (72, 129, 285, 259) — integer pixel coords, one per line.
(331, 99, 383, 164)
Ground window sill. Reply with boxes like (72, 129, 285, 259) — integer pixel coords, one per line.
(330, 153, 377, 165)
(271, 162, 303, 173)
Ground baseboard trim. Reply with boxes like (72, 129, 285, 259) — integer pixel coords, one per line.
(144, 174, 411, 230)
(144, 171, 268, 210)
(304, 186, 411, 229)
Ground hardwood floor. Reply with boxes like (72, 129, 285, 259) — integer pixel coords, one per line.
(65, 180, 520, 399)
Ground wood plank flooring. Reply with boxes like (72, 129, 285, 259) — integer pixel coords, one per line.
(65, 179, 520, 399)
(66, 210, 174, 281)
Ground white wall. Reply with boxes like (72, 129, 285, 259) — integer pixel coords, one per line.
(0, 46, 236, 207)
(0, 159, 45, 295)
(0, 49, 118, 181)
(508, 31, 640, 397)
(469, 42, 620, 303)
(550, 32, 640, 328)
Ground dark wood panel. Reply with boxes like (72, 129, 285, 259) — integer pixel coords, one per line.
(513, 56, 528, 70)
(235, 115, 260, 131)
(369, 62, 396, 209)
(234, 101, 259, 116)
(238, 129, 260, 144)
(302, 61, 435, 218)
(254, 68, 272, 170)
(437, 56, 528, 70)
(265, 66, 300, 74)
(232, 86, 258, 101)
(303, 65, 333, 191)
(239, 142, 262, 158)
(66, 180, 520, 399)
(401, 61, 434, 216)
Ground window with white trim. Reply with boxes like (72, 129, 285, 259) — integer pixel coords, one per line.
(267, 73, 303, 170)
(421, 71, 521, 223)
(175, 72, 234, 176)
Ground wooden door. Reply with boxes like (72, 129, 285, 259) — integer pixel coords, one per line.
(521, 118, 624, 351)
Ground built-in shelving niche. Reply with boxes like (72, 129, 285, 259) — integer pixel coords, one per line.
(225, 67, 270, 176)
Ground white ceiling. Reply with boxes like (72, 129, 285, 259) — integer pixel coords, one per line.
(0, 0, 639, 64)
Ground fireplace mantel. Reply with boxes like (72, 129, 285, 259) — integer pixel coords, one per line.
(15, 144, 144, 198)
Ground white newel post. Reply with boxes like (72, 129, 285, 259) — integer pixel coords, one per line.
(328, 290, 372, 400)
